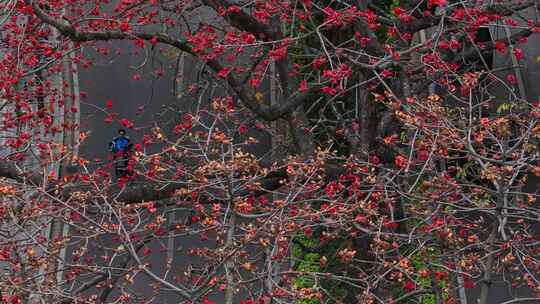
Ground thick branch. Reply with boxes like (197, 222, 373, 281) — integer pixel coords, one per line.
(0, 157, 346, 204)
(0, 161, 42, 185)
(31, 2, 317, 122)
(455, 28, 536, 63)
(201, 0, 278, 41)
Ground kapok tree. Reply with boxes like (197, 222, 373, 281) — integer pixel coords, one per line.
(1, 0, 540, 303)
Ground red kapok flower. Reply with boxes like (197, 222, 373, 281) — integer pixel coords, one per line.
(480, 117, 490, 127)
(299, 80, 308, 92)
(394, 155, 408, 169)
(218, 67, 231, 78)
(120, 118, 134, 128)
(404, 280, 416, 292)
(495, 41, 506, 53)
(513, 48, 523, 61)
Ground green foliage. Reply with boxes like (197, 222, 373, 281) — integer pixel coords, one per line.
(293, 234, 321, 304)
(292, 232, 352, 303)
(373, 0, 401, 40)
(374, 0, 400, 10)
(295, 253, 321, 289)
(403, 248, 449, 304)
(497, 102, 514, 113)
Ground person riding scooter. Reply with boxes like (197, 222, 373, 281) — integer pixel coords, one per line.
(109, 129, 133, 178)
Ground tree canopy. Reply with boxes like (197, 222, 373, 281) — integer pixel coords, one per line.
(1, 0, 540, 303)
